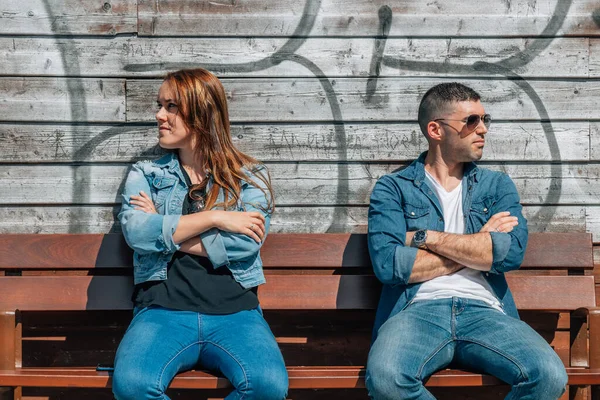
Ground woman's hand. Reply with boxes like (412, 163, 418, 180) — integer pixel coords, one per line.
(130, 191, 157, 214)
(211, 210, 266, 243)
(480, 211, 518, 233)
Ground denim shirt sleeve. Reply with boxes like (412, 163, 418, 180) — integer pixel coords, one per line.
(117, 163, 181, 255)
(488, 173, 528, 274)
(368, 176, 418, 286)
(200, 168, 272, 269)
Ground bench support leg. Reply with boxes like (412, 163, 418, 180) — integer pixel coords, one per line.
(0, 311, 21, 400)
(569, 385, 589, 400)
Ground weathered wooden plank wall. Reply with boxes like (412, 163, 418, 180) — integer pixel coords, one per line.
(1, 1, 600, 399)
(2, 0, 600, 239)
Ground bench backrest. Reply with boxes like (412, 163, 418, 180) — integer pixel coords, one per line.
(0, 233, 595, 312)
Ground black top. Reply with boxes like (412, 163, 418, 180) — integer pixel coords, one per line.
(133, 166, 259, 314)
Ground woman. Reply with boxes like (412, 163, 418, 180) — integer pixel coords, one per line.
(113, 68, 288, 400)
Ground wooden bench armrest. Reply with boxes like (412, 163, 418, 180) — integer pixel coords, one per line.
(572, 307, 600, 368)
(0, 311, 16, 371)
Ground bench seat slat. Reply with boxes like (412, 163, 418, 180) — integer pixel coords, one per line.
(0, 275, 594, 312)
(0, 367, 599, 389)
(0, 232, 593, 270)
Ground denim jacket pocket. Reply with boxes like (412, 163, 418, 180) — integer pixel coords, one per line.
(470, 196, 495, 230)
(402, 203, 430, 231)
(151, 176, 177, 209)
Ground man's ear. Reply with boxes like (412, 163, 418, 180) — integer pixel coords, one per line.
(427, 121, 443, 142)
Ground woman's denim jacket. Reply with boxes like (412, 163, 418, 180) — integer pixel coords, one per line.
(368, 152, 528, 338)
(118, 153, 272, 289)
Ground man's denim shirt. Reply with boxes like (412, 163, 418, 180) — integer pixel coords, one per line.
(118, 153, 272, 289)
(368, 152, 528, 338)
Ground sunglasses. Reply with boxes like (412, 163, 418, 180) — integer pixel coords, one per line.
(434, 113, 492, 132)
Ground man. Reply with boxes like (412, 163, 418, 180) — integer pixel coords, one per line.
(365, 83, 567, 400)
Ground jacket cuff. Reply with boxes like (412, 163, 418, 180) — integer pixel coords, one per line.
(160, 214, 181, 254)
(489, 231, 511, 273)
(394, 245, 418, 286)
(200, 228, 229, 268)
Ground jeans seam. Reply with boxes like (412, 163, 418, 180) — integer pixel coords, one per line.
(416, 339, 452, 380)
(458, 338, 528, 381)
(204, 340, 249, 400)
(157, 341, 202, 396)
(198, 313, 203, 342)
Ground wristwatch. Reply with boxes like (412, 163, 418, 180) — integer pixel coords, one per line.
(413, 229, 428, 249)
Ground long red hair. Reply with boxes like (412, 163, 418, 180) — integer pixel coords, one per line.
(162, 68, 274, 213)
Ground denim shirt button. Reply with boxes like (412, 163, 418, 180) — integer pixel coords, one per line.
(483, 207, 488, 212)
(411, 212, 415, 216)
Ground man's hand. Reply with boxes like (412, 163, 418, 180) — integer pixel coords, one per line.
(480, 211, 518, 233)
(406, 210, 518, 272)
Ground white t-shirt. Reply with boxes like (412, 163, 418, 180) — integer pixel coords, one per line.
(411, 170, 503, 312)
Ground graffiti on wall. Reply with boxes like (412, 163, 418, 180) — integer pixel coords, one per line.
(40, 0, 594, 232)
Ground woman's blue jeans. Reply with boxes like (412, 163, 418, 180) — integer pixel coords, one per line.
(366, 297, 568, 400)
(112, 306, 288, 400)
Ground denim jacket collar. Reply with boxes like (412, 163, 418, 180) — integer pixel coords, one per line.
(152, 152, 217, 191)
(152, 152, 186, 183)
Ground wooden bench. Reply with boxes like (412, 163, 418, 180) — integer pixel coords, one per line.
(0, 232, 598, 400)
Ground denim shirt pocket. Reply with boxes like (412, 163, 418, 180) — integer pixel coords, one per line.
(402, 202, 430, 231)
(469, 196, 495, 231)
(151, 176, 178, 210)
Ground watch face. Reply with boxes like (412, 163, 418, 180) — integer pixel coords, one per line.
(415, 230, 426, 242)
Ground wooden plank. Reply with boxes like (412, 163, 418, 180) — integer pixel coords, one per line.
(522, 233, 593, 269)
(1, 163, 600, 206)
(0, 122, 591, 163)
(0, 78, 125, 123)
(591, 123, 600, 161)
(3, 367, 599, 390)
(587, 208, 600, 244)
(0, 275, 381, 311)
(0, 232, 590, 270)
(0, 235, 131, 269)
(126, 78, 600, 123)
(136, 0, 599, 37)
(0, 0, 137, 35)
(0, 37, 591, 78)
(591, 39, 600, 77)
(0, 205, 591, 236)
(0, 275, 593, 311)
(507, 275, 596, 310)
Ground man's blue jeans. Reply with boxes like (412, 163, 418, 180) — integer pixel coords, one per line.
(366, 297, 567, 400)
(112, 306, 288, 400)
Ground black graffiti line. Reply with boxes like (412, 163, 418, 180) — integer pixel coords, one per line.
(87, 0, 349, 230)
(472, 61, 561, 230)
(371, 0, 573, 81)
(285, 54, 348, 232)
(124, 0, 322, 74)
(365, 5, 392, 102)
(364, 2, 574, 230)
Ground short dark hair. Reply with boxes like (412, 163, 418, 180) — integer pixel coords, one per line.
(417, 83, 481, 136)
